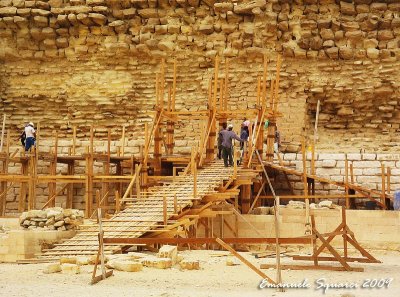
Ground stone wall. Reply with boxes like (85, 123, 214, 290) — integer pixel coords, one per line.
(275, 152, 400, 197)
(0, 0, 399, 151)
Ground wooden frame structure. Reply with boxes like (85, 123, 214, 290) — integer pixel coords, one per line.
(260, 207, 381, 272)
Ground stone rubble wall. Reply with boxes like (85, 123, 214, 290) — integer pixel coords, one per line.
(0, 0, 399, 152)
(1, 0, 400, 213)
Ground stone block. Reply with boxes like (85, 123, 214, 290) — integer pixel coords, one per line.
(179, 260, 199, 270)
(60, 256, 77, 264)
(141, 257, 172, 269)
(158, 244, 177, 263)
(61, 263, 80, 274)
(43, 263, 62, 274)
(112, 260, 143, 272)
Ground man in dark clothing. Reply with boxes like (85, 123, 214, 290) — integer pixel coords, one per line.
(217, 122, 227, 159)
(220, 124, 243, 167)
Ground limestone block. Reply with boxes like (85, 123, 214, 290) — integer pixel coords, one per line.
(0, 7, 17, 16)
(141, 257, 172, 269)
(60, 256, 77, 264)
(158, 245, 177, 263)
(43, 263, 62, 274)
(366, 48, 379, 59)
(179, 260, 199, 270)
(111, 260, 143, 272)
(214, 3, 233, 13)
(61, 263, 80, 274)
(76, 256, 90, 265)
(340, 1, 356, 15)
(322, 159, 336, 168)
(233, 0, 266, 15)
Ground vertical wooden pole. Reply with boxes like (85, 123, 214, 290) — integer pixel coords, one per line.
(224, 58, 229, 111)
(350, 162, 354, 183)
(387, 167, 391, 194)
(135, 164, 141, 200)
(0, 114, 6, 152)
(66, 149, 74, 209)
(96, 190, 101, 214)
(72, 126, 76, 155)
(345, 155, 350, 209)
(0, 131, 8, 215)
(302, 138, 310, 234)
(121, 126, 125, 157)
(115, 190, 120, 213)
(265, 81, 275, 161)
(213, 55, 219, 109)
(262, 54, 268, 110)
(155, 73, 159, 107)
(160, 58, 165, 110)
(163, 196, 167, 226)
(192, 147, 197, 198)
(273, 55, 282, 111)
(206, 56, 219, 162)
(274, 195, 284, 291)
(19, 160, 28, 212)
(381, 163, 386, 209)
(48, 132, 58, 208)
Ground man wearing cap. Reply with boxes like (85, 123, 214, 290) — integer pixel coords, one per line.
(220, 124, 243, 167)
(24, 122, 36, 152)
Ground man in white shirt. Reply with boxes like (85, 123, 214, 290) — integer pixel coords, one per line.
(24, 122, 36, 152)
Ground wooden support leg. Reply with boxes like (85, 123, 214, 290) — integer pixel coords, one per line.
(66, 163, 74, 209)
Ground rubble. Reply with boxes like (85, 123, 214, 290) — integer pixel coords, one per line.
(19, 208, 84, 231)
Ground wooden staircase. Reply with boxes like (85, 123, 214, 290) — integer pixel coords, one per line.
(41, 161, 235, 258)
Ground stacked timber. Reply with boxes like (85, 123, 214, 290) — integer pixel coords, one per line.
(19, 208, 84, 231)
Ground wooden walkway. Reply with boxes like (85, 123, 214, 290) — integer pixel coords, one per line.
(42, 161, 233, 257)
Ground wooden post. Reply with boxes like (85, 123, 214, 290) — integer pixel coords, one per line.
(345, 155, 350, 209)
(224, 58, 229, 111)
(72, 126, 77, 155)
(0, 131, 9, 215)
(265, 81, 275, 161)
(163, 196, 167, 226)
(19, 159, 29, 212)
(0, 114, 6, 152)
(205, 57, 219, 163)
(302, 138, 310, 234)
(192, 147, 197, 198)
(274, 195, 284, 291)
(85, 145, 93, 218)
(101, 128, 111, 211)
(262, 54, 268, 109)
(387, 167, 391, 194)
(48, 132, 58, 208)
(135, 164, 141, 200)
(115, 190, 120, 213)
(121, 125, 125, 157)
(273, 55, 282, 111)
(381, 163, 386, 209)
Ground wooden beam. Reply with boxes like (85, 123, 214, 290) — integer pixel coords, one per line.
(216, 238, 277, 284)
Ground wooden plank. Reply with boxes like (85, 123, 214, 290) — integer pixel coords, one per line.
(103, 237, 309, 245)
(260, 264, 364, 272)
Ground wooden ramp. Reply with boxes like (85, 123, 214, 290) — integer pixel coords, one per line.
(42, 161, 233, 258)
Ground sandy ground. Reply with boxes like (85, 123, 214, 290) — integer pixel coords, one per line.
(0, 249, 399, 297)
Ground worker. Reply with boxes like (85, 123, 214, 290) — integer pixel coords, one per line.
(239, 125, 249, 165)
(217, 122, 227, 159)
(220, 124, 243, 167)
(24, 122, 36, 152)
